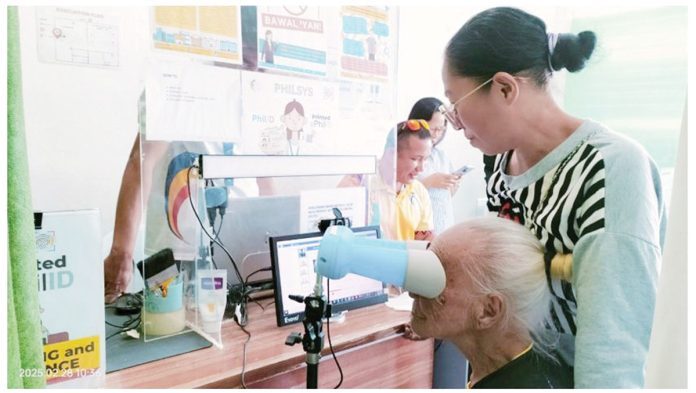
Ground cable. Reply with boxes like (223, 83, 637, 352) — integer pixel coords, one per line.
(187, 165, 240, 280)
(227, 267, 274, 327)
(188, 166, 255, 331)
(186, 166, 244, 284)
(106, 330, 124, 341)
(208, 213, 225, 270)
(104, 319, 131, 329)
(105, 313, 141, 340)
(244, 267, 272, 287)
(235, 282, 274, 324)
(106, 312, 142, 340)
(251, 298, 265, 311)
(234, 318, 252, 389)
(325, 279, 343, 389)
(214, 212, 224, 243)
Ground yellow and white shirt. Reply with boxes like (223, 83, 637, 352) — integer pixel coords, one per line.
(370, 173, 433, 241)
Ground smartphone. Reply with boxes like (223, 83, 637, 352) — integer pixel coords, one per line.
(452, 165, 475, 176)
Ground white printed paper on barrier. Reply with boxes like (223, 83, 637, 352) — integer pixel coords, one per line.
(256, 6, 328, 76)
(146, 61, 241, 142)
(299, 187, 367, 234)
(240, 70, 338, 155)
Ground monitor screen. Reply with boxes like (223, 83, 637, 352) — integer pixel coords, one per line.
(270, 226, 388, 327)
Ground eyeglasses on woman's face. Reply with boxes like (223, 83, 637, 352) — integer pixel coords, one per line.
(428, 114, 447, 135)
(438, 77, 493, 130)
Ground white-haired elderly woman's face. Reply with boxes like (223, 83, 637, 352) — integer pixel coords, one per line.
(409, 226, 486, 339)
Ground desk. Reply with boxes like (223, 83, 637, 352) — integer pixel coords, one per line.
(105, 301, 433, 388)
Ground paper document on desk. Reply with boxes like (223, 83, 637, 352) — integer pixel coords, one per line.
(386, 291, 413, 311)
(299, 187, 366, 233)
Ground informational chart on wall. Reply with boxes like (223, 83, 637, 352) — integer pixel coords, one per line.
(145, 61, 241, 142)
(256, 6, 329, 77)
(36, 7, 119, 68)
(339, 6, 396, 83)
(240, 70, 339, 155)
(152, 6, 242, 64)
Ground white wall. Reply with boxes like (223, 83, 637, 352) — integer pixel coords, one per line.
(644, 102, 687, 388)
(19, 6, 149, 237)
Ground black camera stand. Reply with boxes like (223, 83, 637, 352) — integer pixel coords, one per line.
(284, 208, 348, 388)
(285, 275, 328, 389)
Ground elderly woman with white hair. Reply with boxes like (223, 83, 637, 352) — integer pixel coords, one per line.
(409, 216, 574, 388)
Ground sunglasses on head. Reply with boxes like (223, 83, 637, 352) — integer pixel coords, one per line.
(400, 119, 430, 132)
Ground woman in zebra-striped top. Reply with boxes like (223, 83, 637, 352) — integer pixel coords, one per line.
(439, 7, 666, 388)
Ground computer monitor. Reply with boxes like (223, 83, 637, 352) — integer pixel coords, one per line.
(270, 226, 388, 327)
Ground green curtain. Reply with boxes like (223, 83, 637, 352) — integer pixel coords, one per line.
(7, 6, 45, 388)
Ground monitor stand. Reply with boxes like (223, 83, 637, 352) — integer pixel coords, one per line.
(326, 310, 347, 324)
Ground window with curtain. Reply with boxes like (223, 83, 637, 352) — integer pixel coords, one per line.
(563, 6, 687, 209)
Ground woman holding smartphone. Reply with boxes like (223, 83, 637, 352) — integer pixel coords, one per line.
(411, 97, 464, 235)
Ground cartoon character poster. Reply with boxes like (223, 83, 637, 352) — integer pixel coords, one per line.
(240, 71, 339, 155)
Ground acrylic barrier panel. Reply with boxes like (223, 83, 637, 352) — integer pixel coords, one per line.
(138, 138, 220, 344)
(136, 138, 397, 346)
(137, 140, 256, 347)
(137, 79, 397, 344)
(136, 5, 400, 345)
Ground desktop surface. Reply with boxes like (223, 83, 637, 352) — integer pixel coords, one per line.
(104, 301, 433, 388)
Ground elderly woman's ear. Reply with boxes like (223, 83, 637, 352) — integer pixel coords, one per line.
(474, 293, 504, 330)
